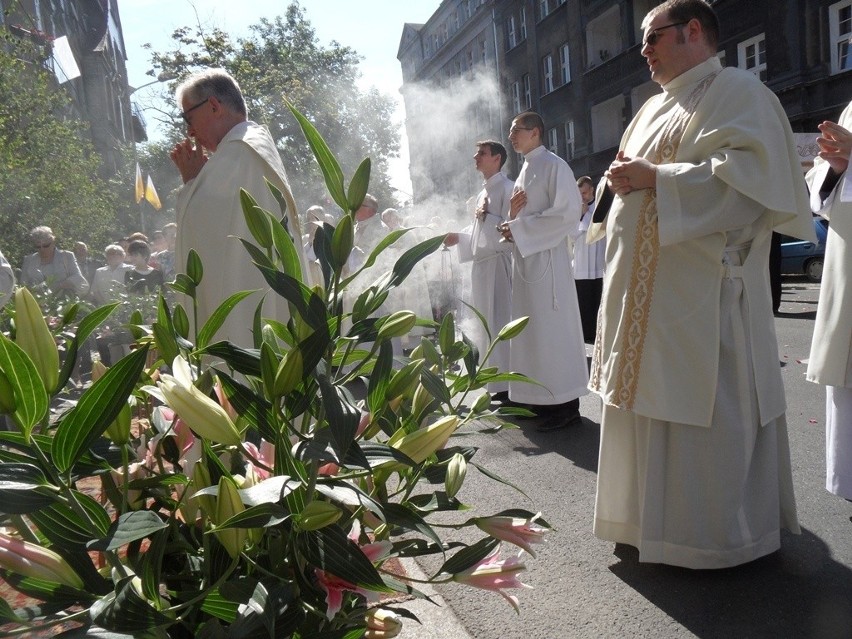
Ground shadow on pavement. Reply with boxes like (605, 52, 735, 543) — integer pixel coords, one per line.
(607, 527, 852, 638)
(508, 416, 600, 474)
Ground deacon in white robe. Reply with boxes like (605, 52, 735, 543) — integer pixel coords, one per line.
(569, 176, 606, 344)
(805, 100, 852, 499)
(590, 3, 813, 569)
(171, 69, 306, 350)
(446, 141, 514, 396)
(499, 113, 588, 429)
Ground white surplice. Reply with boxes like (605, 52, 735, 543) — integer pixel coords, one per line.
(455, 172, 514, 392)
(806, 101, 852, 498)
(506, 145, 588, 405)
(590, 58, 812, 568)
(176, 121, 307, 349)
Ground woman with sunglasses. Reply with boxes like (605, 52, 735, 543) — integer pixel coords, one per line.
(20, 225, 89, 296)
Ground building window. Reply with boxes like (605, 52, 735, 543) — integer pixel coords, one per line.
(520, 7, 527, 40)
(586, 6, 622, 68)
(547, 127, 559, 154)
(542, 54, 554, 93)
(507, 16, 517, 49)
(737, 33, 766, 81)
(830, 0, 852, 74)
(559, 43, 571, 85)
(539, 0, 550, 21)
(591, 95, 625, 152)
(523, 73, 532, 109)
(511, 81, 522, 114)
(564, 121, 575, 160)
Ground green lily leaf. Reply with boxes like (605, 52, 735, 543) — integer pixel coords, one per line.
(0, 332, 48, 438)
(29, 491, 111, 549)
(196, 290, 258, 350)
(366, 340, 393, 412)
(268, 207, 303, 282)
(216, 503, 289, 529)
(241, 188, 273, 249)
(89, 576, 172, 633)
(52, 346, 148, 474)
(420, 368, 452, 407)
(170, 273, 196, 297)
(296, 525, 391, 592)
(201, 587, 240, 623)
(286, 99, 347, 210)
(0, 462, 57, 514)
(383, 502, 442, 549)
(151, 322, 179, 368)
(186, 248, 203, 286)
(330, 213, 354, 272)
(389, 234, 447, 287)
(199, 342, 261, 378)
(88, 510, 168, 552)
(0, 597, 21, 623)
(0, 570, 92, 605)
(437, 536, 500, 577)
(57, 302, 120, 392)
(346, 157, 371, 213)
(314, 479, 386, 523)
(471, 461, 529, 499)
(438, 312, 455, 355)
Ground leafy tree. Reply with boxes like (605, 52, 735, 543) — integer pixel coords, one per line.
(146, 1, 400, 216)
(0, 34, 118, 266)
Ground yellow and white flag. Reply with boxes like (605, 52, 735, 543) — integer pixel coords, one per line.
(134, 163, 144, 203)
(145, 175, 162, 210)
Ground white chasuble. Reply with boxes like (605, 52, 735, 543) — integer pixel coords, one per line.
(176, 121, 308, 349)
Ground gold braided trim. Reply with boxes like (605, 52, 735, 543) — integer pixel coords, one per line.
(600, 71, 720, 409)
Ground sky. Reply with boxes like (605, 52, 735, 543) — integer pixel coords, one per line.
(118, 0, 441, 200)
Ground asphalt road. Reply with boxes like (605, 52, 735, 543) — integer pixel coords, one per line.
(408, 276, 852, 639)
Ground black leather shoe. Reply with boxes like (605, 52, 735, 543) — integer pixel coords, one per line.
(536, 413, 583, 432)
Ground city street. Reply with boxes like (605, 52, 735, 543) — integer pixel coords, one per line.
(410, 277, 852, 639)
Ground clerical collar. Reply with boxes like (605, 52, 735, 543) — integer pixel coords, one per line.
(663, 56, 722, 93)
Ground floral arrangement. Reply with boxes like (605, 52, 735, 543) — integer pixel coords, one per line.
(0, 105, 549, 638)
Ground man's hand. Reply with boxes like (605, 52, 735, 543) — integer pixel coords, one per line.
(444, 232, 460, 247)
(605, 150, 657, 196)
(817, 120, 852, 175)
(476, 196, 490, 221)
(170, 138, 208, 184)
(509, 189, 526, 220)
(497, 222, 514, 243)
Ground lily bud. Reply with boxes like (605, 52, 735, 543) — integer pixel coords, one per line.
(411, 383, 435, 420)
(474, 512, 548, 558)
(0, 532, 83, 589)
(105, 400, 132, 445)
(0, 370, 16, 414)
(213, 476, 247, 559)
(391, 415, 460, 464)
(445, 453, 467, 499)
(297, 500, 342, 531)
(14, 288, 60, 394)
(190, 461, 215, 519)
(159, 373, 241, 446)
(377, 311, 417, 341)
(364, 608, 402, 638)
(384, 359, 424, 401)
(274, 347, 303, 397)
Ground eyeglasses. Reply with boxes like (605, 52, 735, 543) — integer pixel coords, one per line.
(509, 126, 533, 135)
(180, 97, 209, 124)
(35, 242, 53, 249)
(642, 21, 689, 47)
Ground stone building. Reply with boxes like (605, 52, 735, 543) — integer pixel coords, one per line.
(401, 0, 852, 197)
(0, 0, 140, 176)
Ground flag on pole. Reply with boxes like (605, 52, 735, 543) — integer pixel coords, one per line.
(135, 163, 144, 203)
(145, 175, 162, 210)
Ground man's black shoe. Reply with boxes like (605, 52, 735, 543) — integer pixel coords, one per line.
(536, 413, 583, 432)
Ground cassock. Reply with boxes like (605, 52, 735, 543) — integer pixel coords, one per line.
(176, 121, 307, 348)
(806, 101, 852, 499)
(506, 145, 588, 405)
(570, 202, 605, 343)
(590, 57, 814, 568)
(455, 172, 514, 392)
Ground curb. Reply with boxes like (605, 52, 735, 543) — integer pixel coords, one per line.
(398, 557, 474, 638)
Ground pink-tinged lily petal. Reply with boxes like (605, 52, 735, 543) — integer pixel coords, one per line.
(242, 440, 276, 479)
(452, 546, 531, 612)
(314, 537, 392, 620)
(475, 512, 548, 558)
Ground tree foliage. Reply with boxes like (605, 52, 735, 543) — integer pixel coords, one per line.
(146, 1, 400, 216)
(0, 34, 117, 266)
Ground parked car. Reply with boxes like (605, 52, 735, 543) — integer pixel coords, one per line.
(780, 217, 828, 282)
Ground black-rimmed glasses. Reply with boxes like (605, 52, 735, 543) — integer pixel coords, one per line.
(180, 98, 209, 124)
(643, 21, 688, 47)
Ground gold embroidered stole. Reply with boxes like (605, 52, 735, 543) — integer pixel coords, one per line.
(591, 71, 719, 409)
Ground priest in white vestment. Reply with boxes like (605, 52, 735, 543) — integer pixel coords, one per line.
(170, 69, 307, 349)
(445, 140, 514, 400)
(498, 112, 588, 431)
(805, 101, 852, 500)
(590, 0, 813, 569)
